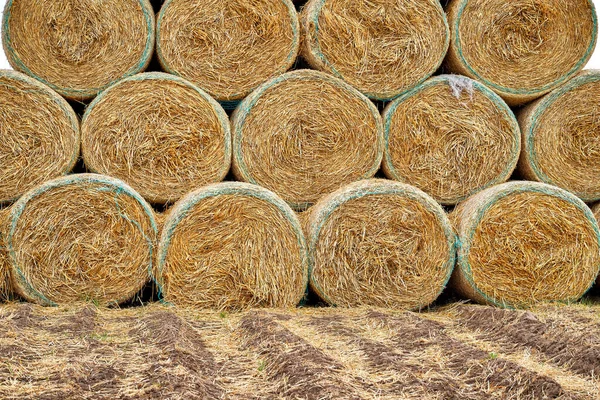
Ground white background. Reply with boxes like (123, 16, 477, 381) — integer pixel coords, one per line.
(0, 0, 599, 70)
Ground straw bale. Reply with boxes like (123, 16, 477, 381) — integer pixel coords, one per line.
(0, 70, 79, 204)
(383, 75, 520, 205)
(518, 70, 600, 202)
(82, 72, 231, 205)
(304, 179, 456, 309)
(155, 182, 308, 310)
(231, 69, 383, 211)
(451, 181, 600, 308)
(445, 0, 597, 105)
(300, 0, 449, 100)
(156, 0, 299, 102)
(6, 174, 157, 306)
(2, 0, 155, 100)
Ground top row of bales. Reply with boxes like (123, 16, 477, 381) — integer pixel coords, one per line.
(2, 0, 597, 105)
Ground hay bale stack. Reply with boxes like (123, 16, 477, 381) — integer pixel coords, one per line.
(518, 70, 600, 202)
(452, 182, 600, 308)
(304, 179, 456, 309)
(5, 174, 157, 306)
(382, 75, 520, 205)
(156, 0, 299, 103)
(232, 69, 383, 210)
(82, 72, 231, 205)
(155, 182, 308, 310)
(2, 0, 155, 100)
(445, 0, 598, 105)
(300, 0, 449, 100)
(0, 70, 80, 204)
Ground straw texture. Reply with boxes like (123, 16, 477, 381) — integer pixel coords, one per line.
(0, 207, 11, 301)
(445, 0, 598, 105)
(518, 70, 600, 202)
(383, 75, 520, 205)
(305, 179, 456, 309)
(6, 174, 157, 306)
(82, 72, 231, 205)
(300, 0, 449, 100)
(2, 0, 155, 100)
(156, 0, 299, 102)
(156, 182, 308, 311)
(232, 69, 383, 210)
(0, 70, 80, 204)
(451, 181, 600, 308)
(592, 202, 600, 285)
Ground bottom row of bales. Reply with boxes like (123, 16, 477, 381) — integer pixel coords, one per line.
(0, 174, 599, 310)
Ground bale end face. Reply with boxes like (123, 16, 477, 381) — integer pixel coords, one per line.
(518, 70, 600, 202)
(383, 75, 520, 205)
(156, 182, 308, 311)
(156, 0, 299, 102)
(451, 182, 600, 308)
(301, 0, 449, 100)
(0, 70, 80, 204)
(305, 179, 456, 310)
(231, 69, 383, 211)
(6, 174, 157, 306)
(2, 0, 155, 100)
(82, 72, 231, 205)
(444, 0, 598, 105)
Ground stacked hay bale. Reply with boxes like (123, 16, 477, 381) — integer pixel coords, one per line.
(304, 179, 456, 309)
(452, 182, 600, 308)
(0, 208, 11, 301)
(300, 0, 449, 100)
(81, 72, 231, 204)
(156, 0, 299, 106)
(0, 70, 80, 204)
(2, 0, 155, 100)
(5, 174, 157, 306)
(518, 70, 600, 202)
(232, 69, 383, 210)
(155, 182, 308, 310)
(445, 0, 597, 105)
(383, 75, 520, 205)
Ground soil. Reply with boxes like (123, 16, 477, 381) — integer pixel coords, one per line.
(0, 302, 598, 399)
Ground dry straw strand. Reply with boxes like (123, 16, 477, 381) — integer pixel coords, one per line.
(6, 174, 158, 306)
(451, 181, 600, 309)
(156, 0, 300, 102)
(383, 75, 520, 205)
(231, 69, 384, 211)
(82, 72, 231, 205)
(301, 0, 449, 100)
(518, 70, 600, 202)
(156, 182, 309, 311)
(0, 70, 80, 204)
(305, 179, 457, 310)
(2, 0, 155, 100)
(445, 0, 598, 105)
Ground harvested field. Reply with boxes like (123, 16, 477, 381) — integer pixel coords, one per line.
(0, 302, 599, 399)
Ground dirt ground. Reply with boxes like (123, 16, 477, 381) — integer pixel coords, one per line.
(0, 300, 599, 399)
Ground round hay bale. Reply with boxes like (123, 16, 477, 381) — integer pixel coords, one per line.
(445, 0, 598, 105)
(2, 0, 155, 100)
(300, 0, 449, 100)
(156, 0, 299, 102)
(81, 72, 231, 205)
(592, 202, 600, 285)
(232, 69, 383, 210)
(382, 75, 520, 206)
(451, 181, 600, 308)
(305, 179, 456, 309)
(6, 174, 157, 306)
(0, 70, 80, 204)
(518, 70, 600, 202)
(155, 182, 308, 310)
